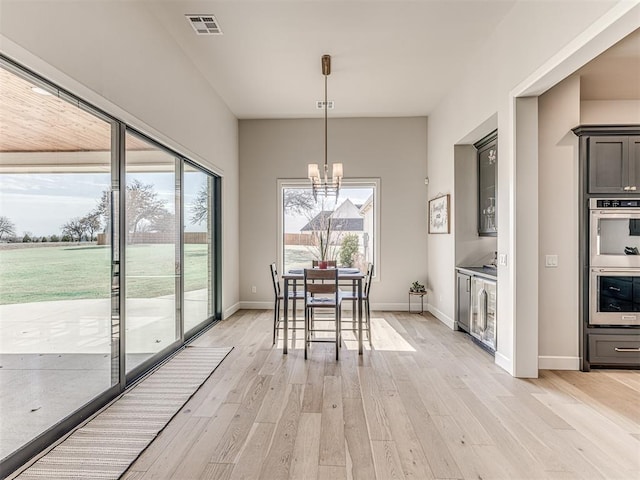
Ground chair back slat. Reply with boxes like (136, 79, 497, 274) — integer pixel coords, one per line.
(364, 263, 374, 297)
(306, 283, 336, 294)
(270, 263, 281, 296)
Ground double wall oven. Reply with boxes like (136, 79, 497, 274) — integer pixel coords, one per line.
(589, 198, 640, 326)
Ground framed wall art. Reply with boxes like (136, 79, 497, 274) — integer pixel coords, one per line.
(429, 194, 450, 234)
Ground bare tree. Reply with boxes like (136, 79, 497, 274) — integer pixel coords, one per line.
(95, 180, 170, 237)
(61, 218, 86, 242)
(284, 189, 315, 215)
(189, 184, 208, 225)
(0, 216, 16, 240)
(80, 212, 102, 241)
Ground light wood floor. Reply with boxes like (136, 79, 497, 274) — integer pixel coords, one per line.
(122, 310, 640, 480)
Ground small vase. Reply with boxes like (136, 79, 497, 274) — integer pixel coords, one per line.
(318, 261, 328, 269)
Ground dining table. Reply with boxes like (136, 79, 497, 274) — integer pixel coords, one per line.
(282, 267, 365, 355)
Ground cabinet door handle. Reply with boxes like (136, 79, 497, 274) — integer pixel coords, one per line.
(631, 186, 637, 191)
(624, 186, 631, 191)
(614, 347, 640, 352)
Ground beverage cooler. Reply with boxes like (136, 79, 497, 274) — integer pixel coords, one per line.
(470, 276, 497, 352)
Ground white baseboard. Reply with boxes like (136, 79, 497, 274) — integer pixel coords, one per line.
(426, 303, 455, 330)
(223, 302, 240, 319)
(495, 351, 514, 375)
(239, 301, 273, 310)
(538, 355, 580, 371)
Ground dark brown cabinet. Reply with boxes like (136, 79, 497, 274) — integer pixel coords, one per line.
(588, 135, 640, 194)
(475, 130, 497, 236)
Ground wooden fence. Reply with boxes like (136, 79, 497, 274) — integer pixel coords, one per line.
(284, 233, 315, 246)
(97, 232, 208, 245)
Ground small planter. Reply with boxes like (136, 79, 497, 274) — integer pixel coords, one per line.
(318, 261, 328, 269)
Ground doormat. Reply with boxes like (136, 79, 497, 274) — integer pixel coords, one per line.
(13, 346, 233, 480)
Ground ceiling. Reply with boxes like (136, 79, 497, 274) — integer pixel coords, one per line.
(146, 1, 520, 119)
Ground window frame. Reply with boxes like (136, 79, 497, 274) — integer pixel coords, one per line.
(277, 178, 381, 280)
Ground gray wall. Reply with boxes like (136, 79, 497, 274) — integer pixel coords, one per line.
(239, 117, 428, 309)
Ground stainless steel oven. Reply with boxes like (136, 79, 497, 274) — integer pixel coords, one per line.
(590, 268, 640, 326)
(590, 198, 640, 268)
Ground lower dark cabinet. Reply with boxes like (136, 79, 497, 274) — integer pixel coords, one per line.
(456, 272, 471, 332)
(588, 334, 640, 366)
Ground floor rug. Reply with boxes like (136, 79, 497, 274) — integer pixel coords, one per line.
(14, 346, 233, 480)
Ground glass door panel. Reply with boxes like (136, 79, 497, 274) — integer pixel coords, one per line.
(125, 132, 179, 373)
(183, 164, 214, 333)
(0, 64, 116, 460)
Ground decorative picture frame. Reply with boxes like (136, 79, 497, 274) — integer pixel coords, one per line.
(429, 194, 450, 234)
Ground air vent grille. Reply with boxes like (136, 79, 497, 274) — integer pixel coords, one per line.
(316, 101, 334, 110)
(185, 14, 223, 35)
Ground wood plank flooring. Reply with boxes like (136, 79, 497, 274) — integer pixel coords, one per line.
(123, 310, 640, 480)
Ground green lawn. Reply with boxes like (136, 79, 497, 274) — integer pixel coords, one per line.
(0, 244, 209, 305)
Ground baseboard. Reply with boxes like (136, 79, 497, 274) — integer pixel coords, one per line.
(538, 355, 580, 371)
(494, 350, 514, 375)
(237, 301, 410, 311)
(238, 301, 272, 310)
(426, 303, 455, 330)
(223, 302, 240, 319)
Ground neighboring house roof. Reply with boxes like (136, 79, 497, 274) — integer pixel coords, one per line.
(301, 210, 364, 232)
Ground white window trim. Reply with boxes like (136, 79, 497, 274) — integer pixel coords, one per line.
(276, 177, 381, 281)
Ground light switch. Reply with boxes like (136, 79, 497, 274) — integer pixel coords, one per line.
(498, 253, 507, 266)
(545, 255, 558, 268)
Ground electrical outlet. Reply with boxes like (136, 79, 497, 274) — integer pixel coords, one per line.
(251, 286, 257, 294)
(545, 255, 558, 268)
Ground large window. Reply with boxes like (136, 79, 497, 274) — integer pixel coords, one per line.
(279, 180, 379, 274)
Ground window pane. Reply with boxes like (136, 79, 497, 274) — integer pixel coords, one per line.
(125, 133, 178, 373)
(283, 186, 375, 273)
(184, 163, 214, 333)
(0, 66, 115, 459)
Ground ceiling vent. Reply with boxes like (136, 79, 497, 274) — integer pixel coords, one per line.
(185, 14, 223, 35)
(316, 101, 334, 110)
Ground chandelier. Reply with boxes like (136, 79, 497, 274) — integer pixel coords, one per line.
(308, 54, 343, 200)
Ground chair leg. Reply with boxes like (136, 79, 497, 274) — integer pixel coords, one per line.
(335, 306, 340, 360)
(366, 299, 372, 346)
(273, 298, 280, 345)
(304, 306, 309, 360)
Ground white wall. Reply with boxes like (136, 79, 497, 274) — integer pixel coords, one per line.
(581, 100, 640, 124)
(425, 0, 635, 376)
(239, 117, 428, 310)
(537, 75, 581, 370)
(0, 1, 240, 316)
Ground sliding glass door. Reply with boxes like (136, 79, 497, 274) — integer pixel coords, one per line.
(124, 132, 180, 374)
(0, 63, 117, 462)
(183, 163, 215, 334)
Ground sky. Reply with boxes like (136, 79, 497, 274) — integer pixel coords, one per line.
(0, 172, 207, 237)
(284, 187, 373, 233)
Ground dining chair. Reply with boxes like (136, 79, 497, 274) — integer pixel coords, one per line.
(341, 263, 374, 345)
(304, 268, 343, 360)
(270, 263, 304, 346)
